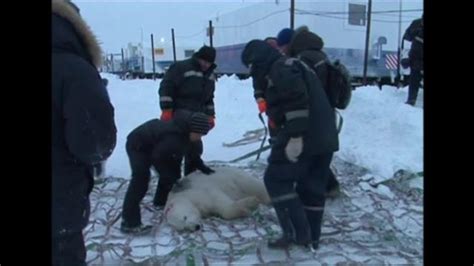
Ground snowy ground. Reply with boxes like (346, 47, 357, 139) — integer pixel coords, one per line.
(85, 73, 423, 265)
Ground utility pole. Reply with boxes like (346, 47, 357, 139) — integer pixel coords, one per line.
(151, 34, 156, 80)
(171, 28, 177, 62)
(209, 20, 214, 47)
(290, 0, 295, 29)
(362, 0, 373, 85)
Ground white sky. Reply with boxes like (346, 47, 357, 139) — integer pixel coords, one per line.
(75, 0, 266, 53)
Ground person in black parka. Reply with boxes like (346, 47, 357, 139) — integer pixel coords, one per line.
(403, 16, 424, 106)
(242, 40, 339, 250)
(52, 0, 117, 265)
(120, 111, 211, 234)
(277, 26, 341, 198)
(158, 46, 217, 181)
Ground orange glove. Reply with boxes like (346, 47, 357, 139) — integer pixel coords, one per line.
(257, 99, 267, 113)
(160, 110, 173, 121)
(209, 116, 215, 130)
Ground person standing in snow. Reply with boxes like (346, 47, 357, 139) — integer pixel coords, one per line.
(275, 27, 341, 198)
(120, 111, 210, 234)
(52, 0, 117, 265)
(241, 40, 339, 250)
(158, 46, 216, 195)
(402, 16, 423, 106)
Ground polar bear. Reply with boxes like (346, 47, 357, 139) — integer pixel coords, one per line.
(164, 166, 271, 231)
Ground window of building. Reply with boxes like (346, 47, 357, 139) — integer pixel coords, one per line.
(348, 3, 366, 26)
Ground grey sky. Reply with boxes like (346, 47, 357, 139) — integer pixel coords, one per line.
(74, 0, 265, 53)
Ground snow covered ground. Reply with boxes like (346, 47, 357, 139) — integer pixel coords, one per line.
(85, 73, 423, 265)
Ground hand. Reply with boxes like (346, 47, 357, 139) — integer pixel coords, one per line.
(285, 137, 303, 163)
(198, 164, 215, 175)
(401, 58, 410, 69)
(160, 110, 173, 121)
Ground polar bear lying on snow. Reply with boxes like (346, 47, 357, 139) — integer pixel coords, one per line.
(164, 166, 271, 231)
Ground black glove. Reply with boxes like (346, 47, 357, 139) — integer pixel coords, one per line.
(197, 163, 215, 175)
(401, 58, 410, 69)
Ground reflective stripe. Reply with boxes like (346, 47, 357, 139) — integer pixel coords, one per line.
(206, 105, 214, 110)
(254, 90, 264, 96)
(272, 193, 298, 204)
(304, 205, 325, 211)
(209, 73, 216, 81)
(300, 60, 316, 74)
(313, 60, 326, 69)
(183, 70, 203, 78)
(415, 36, 423, 44)
(285, 58, 297, 66)
(285, 110, 309, 120)
(160, 96, 173, 102)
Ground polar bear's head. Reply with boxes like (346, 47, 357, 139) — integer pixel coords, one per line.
(165, 198, 202, 231)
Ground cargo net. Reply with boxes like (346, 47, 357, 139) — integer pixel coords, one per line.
(85, 158, 423, 265)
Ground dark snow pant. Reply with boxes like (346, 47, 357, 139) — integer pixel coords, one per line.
(296, 153, 333, 248)
(52, 232, 87, 266)
(407, 68, 423, 105)
(52, 167, 92, 266)
(327, 168, 339, 191)
(263, 161, 311, 245)
(122, 139, 182, 227)
(184, 139, 203, 176)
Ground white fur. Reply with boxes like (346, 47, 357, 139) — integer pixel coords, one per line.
(52, 0, 102, 67)
(164, 166, 270, 231)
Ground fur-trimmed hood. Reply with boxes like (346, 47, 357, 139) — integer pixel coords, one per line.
(52, 0, 102, 67)
(287, 26, 324, 57)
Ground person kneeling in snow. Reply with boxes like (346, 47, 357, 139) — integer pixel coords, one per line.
(120, 111, 212, 234)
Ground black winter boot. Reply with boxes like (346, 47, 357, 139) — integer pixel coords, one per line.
(304, 207, 325, 250)
(268, 198, 311, 249)
(120, 222, 153, 235)
(268, 207, 294, 249)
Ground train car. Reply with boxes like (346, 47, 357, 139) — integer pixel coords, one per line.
(212, 0, 422, 86)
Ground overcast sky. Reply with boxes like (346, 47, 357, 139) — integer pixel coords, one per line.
(74, 0, 266, 52)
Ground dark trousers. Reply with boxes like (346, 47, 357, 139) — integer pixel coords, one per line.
(327, 168, 339, 191)
(52, 231, 87, 266)
(52, 168, 91, 266)
(184, 139, 203, 175)
(407, 68, 423, 104)
(263, 161, 311, 244)
(296, 153, 333, 207)
(122, 141, 182, 226)
(297, 153, 333, 246)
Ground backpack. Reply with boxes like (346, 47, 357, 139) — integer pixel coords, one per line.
(325, 59, 352, 110)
